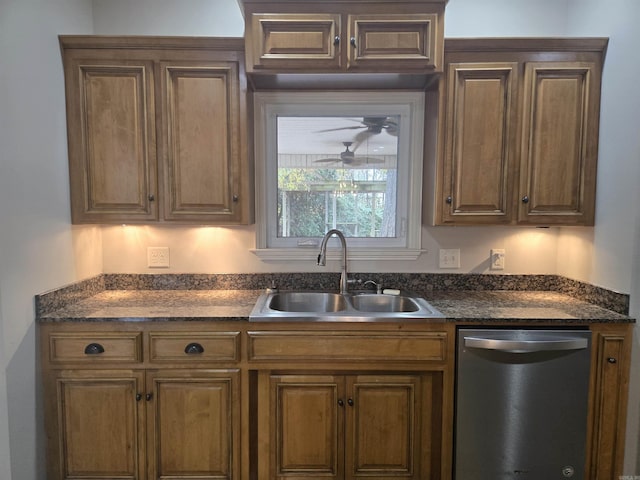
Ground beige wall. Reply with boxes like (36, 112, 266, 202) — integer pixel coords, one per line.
(0, 0, 638, 478)
(0, 1, 100, 479)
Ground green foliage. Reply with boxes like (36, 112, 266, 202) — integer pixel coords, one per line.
(277, 167, 392, 238)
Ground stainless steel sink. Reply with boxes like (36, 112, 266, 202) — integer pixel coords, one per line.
(250, 291, 444, 322)
(350, 293, 420, 313)
(268, 292, 347, 313)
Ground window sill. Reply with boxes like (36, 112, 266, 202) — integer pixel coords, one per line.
(251, 248, 425, 262)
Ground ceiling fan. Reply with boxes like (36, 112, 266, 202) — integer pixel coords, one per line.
(315, 116, 398, 136)
(314, 142, 385, 167)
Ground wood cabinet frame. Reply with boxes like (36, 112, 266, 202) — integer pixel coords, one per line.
(60, 36, 252, 225)
(239, 0, 446, 88)
(39, 319, 630, 480)
(435, 38, 607, 226)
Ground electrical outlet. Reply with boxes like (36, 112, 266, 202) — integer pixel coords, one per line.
(491, 249, 505, 270)
(147, 247, 170, 268)
(439, 249, 460, 269)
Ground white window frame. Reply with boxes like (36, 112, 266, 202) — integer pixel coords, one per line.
(252, 91, 425, 262)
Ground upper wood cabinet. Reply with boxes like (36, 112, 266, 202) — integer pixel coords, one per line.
(239, 0, 446, 86)
(436, 38, 607, 226)
(60, 36, 252, 225)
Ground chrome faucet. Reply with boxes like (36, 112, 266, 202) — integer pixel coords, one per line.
(317, 229, 350, 294)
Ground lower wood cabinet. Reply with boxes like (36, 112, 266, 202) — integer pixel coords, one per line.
(53, 369, 145, 479)
(50, 368, 239, 480)
(587, 325, 633, 480)
(39, 320, 631, 480)
(258, 373, 438, 480)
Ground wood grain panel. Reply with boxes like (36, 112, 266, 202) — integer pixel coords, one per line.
(149, 332, 240, 363)
(270, 375, 343, 479)
(49, 332, 142, 363)
(162, 63, 240, 221)
(56, 370, 144, 479)
(247, 331, 448, 362)
(67, 62, 157, 222)
(347, 375, 419, 478)
(441, 62, 518, 224)
(250, 13, 341, 69)
(147, 370, 239, 480)
(519, 62, 598, 224)
(348, 14, 438, 69)
(588, 331, 631, 480)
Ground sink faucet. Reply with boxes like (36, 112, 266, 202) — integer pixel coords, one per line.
(317, 229, 350, 294)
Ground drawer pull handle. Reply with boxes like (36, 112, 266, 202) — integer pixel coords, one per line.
(84, 343, 105, 355)
(185, 342, 205, 354)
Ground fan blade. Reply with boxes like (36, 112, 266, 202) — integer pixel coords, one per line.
(313, 126, 366, 133)
(351, 129, 376, 151)
(314, 158, 342, 163)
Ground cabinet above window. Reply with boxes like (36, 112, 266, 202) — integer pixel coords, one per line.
(238, 0, 447, 89)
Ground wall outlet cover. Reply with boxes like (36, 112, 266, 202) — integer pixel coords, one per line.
(491, 248, 505, 270)
(147, 247, 170, 268)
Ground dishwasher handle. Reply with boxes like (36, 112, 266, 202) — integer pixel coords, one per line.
(464, 336, 588, 353)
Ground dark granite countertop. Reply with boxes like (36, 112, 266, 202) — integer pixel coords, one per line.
(36, 285, 633, 324)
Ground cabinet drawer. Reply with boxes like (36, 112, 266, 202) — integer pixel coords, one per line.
(247, 331, 447, 362)
(48, 332, 142, 363)
(149, 332, 240, 362)
(250, 13, 342, 70)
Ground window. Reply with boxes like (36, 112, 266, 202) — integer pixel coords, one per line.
(253, 92, 425, 261)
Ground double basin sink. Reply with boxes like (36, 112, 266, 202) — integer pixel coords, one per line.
(249, 290, 444, 322)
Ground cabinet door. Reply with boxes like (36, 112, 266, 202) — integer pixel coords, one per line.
(146, 369, 240, 480)
(439, 62, 519, 224)
(53, 369, 145, 480)
(160, 61, 245, 223)
(248, 13, 342, 71)
(519, 62, 600, 225)
(588, 328, 632, 480)
(64, 58, 158, 223)
(267, 374, 344, 479)
(347, 14, 439, 71)
(346, 375, 424, 480)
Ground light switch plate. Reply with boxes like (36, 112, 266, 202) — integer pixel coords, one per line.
(439, 249, 460, 269)
(147, 247, 170, 268)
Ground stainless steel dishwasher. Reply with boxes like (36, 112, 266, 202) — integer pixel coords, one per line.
(455, 328, 591, 479)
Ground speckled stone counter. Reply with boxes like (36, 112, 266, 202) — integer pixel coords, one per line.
(36, 273, 633, 324)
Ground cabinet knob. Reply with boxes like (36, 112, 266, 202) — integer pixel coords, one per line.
(184, 342, 205, 355)
(347, 398, 354, 407)
(350, 37, 357, 48)
(146, 393, 153, 401)
(334, 35, 340, 46)
(607, 357, 617, 364)
(446, 196, 452, 204)
(148, 194, 155, 202)
(84, 343, 105, 355)
(338, 399, 345, 407)
(232, 194, 239, 203)
(522, 195, 529, 204)
(136, 393, 142, 402)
